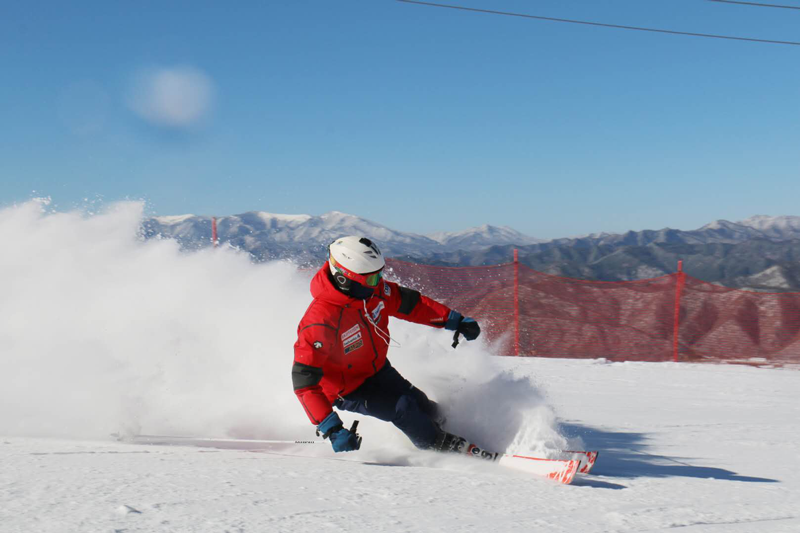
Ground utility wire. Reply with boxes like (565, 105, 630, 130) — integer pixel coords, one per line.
(397, 0, 800, 46)
(708, 0, 800, 10)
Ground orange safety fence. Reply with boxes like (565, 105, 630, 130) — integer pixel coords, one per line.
(384, 257, 800, 365)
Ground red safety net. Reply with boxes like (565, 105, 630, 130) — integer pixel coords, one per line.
(385, 258, 800, 365)
(679, 275, 800, 365)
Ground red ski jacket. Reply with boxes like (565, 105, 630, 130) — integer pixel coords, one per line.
(292, 265, 452, 425)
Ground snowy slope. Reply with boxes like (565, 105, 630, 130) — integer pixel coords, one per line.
(2, 200, 800, 532)
(3, 360, 799, 533)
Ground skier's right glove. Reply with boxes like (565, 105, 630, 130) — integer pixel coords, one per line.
(317, 411, 362, 453)
(445, 311, 481, 341)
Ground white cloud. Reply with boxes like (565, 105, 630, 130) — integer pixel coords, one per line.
(128, 66, 215, 129)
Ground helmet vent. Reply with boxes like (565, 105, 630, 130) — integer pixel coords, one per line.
(359, 237, 382, 257)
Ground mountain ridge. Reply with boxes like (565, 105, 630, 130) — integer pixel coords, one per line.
(142, 212, 800, 291)
(144, 210, 538, 259)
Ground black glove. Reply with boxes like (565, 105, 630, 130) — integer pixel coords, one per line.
(458, 317, 481, 341)
(445, 311, 481, 341)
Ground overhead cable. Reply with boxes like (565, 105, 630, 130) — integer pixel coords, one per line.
(397, 0, 800, 46)
(707, 0, 800, 10)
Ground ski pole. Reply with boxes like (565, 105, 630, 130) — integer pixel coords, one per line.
(116, 434, 328, 445)
(117, 423, 363, 446)
(452, 330, 461, 349)
(349, 420, 362, 448)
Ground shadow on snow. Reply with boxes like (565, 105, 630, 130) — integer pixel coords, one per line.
(560, 423, 778, 484)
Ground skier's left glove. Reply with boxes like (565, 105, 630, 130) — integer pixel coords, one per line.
(445, 311, 481, 341)
(317, 411, 362, 453)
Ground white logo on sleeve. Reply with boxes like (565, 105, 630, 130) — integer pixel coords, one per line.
(371, 301, 385, 323)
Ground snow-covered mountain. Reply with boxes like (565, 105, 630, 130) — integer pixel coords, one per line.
(692, 216, 800, 243)
(427, 224, 543, 251)
(143, 211, 540, 262)
(550, 216, 800, 249)
(142, 211, 800, 290)
(736, 215, 800, 240)
(694, 219, 767, 243)
(144, 211, 800, 262)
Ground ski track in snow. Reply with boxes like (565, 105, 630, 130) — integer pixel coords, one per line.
(3, 359, 800, 533)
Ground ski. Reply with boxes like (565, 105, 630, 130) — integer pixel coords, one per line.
(496, 453, 581, 484)
(114, 434, 583, 485)
(556, 450, 599, 474)
(447, 440, 581, 484)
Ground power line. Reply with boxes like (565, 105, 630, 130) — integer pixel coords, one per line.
(397, 0, 800, 46)
(708, 0, 800, 10)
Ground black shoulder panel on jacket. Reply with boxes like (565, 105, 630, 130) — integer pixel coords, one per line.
(397, 286, 421, 315)
(292, 362, 323, 391)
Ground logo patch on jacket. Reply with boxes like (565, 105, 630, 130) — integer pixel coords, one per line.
(384, 283, 391, 296)
(371, 301, 385, 323)
(342, 324, 363, 355)
(344, 337, 363, 355)
(341, 324, 360, 340)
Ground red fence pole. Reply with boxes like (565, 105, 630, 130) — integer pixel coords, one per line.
(673, 260, 685, 362)
(514, 249, 520, 356)
(212, 217, 218, 248)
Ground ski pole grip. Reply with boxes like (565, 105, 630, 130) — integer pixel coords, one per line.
(452, 331, 461, 349)
(349, 420, 359, 434)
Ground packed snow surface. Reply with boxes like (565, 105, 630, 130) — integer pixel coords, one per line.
(2, 201, 799, 532)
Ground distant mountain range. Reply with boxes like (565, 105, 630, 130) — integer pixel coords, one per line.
(142, 213, 800, 292)
(142, 211, 542, 263)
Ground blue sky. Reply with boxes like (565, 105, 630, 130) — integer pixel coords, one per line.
(1, 0, 798, 239)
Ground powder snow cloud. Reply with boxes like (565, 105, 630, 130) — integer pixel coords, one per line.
(0, 200, 568, 456)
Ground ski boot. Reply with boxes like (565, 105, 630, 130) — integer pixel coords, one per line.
(433, 430, 499, 461)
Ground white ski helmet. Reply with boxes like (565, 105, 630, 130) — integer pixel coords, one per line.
(328, 236, 385, 289)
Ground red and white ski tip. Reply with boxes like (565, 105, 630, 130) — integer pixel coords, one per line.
(497, 454, 581, 484)
(562, 450, 599, 474)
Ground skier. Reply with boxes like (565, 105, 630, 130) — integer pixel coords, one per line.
(292, 236, 482, 454)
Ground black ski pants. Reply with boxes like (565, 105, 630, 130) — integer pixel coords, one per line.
(334, 361, 440, 449)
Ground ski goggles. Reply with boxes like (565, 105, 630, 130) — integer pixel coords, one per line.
(330, 256, 384, 287)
